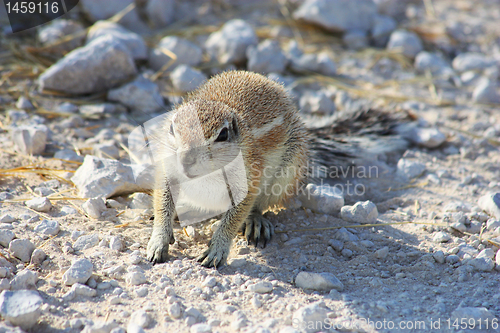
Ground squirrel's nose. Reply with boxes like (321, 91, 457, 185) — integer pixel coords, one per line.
(179, 151, 196, 167)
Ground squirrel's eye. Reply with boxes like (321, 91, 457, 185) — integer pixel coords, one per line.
(169, 123, 174, 136)
(215, 127, 228, 142)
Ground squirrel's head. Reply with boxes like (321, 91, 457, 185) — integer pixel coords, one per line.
(167, 99, 243, 179)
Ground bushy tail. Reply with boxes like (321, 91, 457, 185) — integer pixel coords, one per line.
(306, 109, 415, 179)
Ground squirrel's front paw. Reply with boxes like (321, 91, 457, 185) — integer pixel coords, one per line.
(147, 230, 175, 264)
(197, 237, 230, 269)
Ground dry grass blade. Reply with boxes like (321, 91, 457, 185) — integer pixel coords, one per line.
(151, 48, 178, 81)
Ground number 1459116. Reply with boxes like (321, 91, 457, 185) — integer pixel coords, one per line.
(6, 1, 59, 14)
(446, 317, 498, 330)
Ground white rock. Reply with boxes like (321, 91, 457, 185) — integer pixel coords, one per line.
(82, 197, 106, 220)
(130, 309, 151, 328)
(108, 75, 165, 113)
(472, 78, 500, 104)
(38, 35, 137, 95)
(375, 246, 389, 259)
(343, 30, 369, 50)
(405, 126, 446, 148)
(87, 21, 147, 60)
(487, 219, 500, 230)
(247, 281, 273, 294)
(82, 320, 119, 333)
(191, 324, 212, 333)
(0, 214, 15, 224)
(202, 276, 216, 288)
(469, 257, 495, 272)
(12, 125, 48, 155)
(433, 231, 451, 243)
(126, 323, 146, 333)
(126, 272, 147, 286)
(288, 43, 336, 76)
(477, 248, 495, 259)
(54, 149, 83, 162)
(63, 258, 93, 286)
(10, 269, 37, 290)
(299, 91, 336, 115)
(397, 158, 426, 180)
(299, 184, 344, 214)
(433, 250, 445, 264)
(452, 53, 495, 72)
(146, 0, 175, 28)
(72, 283, 97, 297)
(9, 239, 35, 262)
(295, 272, 344, 291)
(451, 307, 496, 324)
(73, 234, 100, 251)
(0, 230, 15, 247)
(414, 51, 452, 75)
(387, 30, 423, 58)
(129, 193, 153, 210)
(170, 65, 206, 93)
(109, 236, 123, 251)
(37, 19, 85, 52)
(15, 96, 33, 110)
(169, 302, 182, 319)
(25, 197, 52, 212)
(93, 141, 120, 160)
(340, 201, 378, 224)
(79, 0, 148, 33)
(34, 220, 60, 236)
(478, 193, 500, 219)
(72, 155, 152, 198)
(30, 249, 46, 265)
(205, 19, 258, 65)
(371, 14, 397, 47)
(293, 0, 377, 33)
(247, 40, 287, 74)
(149, 36, 202, 71)
(0, 290, 43, 330)
(292, 302, 329, 333)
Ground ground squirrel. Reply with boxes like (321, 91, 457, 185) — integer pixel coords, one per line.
(146, 70, 408, 268)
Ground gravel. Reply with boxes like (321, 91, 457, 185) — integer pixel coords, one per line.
(472, 78, 500, 104)
(299, 90, 336, 115)
(292, 302, 329, 333)
(0, 230, 15, 247)
(38, 35, 137, 95)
